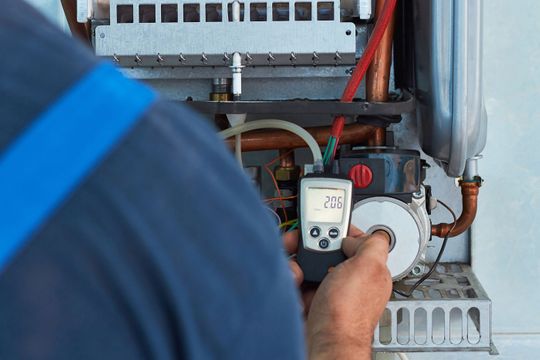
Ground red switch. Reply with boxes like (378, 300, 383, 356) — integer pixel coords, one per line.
(349, 164, 373, 189)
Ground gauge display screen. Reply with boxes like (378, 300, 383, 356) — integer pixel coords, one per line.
(305, 187, 345, 223)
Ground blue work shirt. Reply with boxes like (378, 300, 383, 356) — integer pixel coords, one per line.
(0, 2, 305, 359)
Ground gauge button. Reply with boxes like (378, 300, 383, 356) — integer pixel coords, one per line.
(318, 238, 330, 249)
(310, 226, 321, 238)
(328, 228, 340, 239)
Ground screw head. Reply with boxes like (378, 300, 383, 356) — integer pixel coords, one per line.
(412, 265, 423, 276)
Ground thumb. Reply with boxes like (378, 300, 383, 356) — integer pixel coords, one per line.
(342, 231, 392, 258)
(341, 234, 371, 258)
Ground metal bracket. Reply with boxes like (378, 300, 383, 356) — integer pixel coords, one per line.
(374, 264, 493, 353)
(185, 91, 415, 117)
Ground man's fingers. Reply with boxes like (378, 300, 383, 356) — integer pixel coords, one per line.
(300, 283, 318, 316)
(283, 230, 299, 254)
(348, 224, 365, 237)
(341, 234, 370, 258)
(289, 260, 304, 285)
(340, 225, 367, 258)
(342, 231, 391, 258)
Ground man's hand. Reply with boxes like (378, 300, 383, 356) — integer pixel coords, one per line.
(282, 227, 392, 359)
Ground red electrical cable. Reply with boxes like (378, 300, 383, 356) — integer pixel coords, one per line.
(341, 0, 397, 102)
(329, 0, 398, 154)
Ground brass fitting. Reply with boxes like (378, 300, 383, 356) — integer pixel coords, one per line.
(275, 166, 301, 182)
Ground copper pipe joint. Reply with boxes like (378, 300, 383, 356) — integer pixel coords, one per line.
(279, 149, 296, 168)
(225, 124, 377, 152)
(431, 181, 481, 238)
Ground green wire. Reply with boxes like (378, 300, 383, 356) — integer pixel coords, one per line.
(280, 218, 298, 229)
(322, 139, 330, 164)
(323, 137, 336, 165)
(322, 138, 332, 164)
(287, 221, 299, 232)
(329, 137, 336, 163)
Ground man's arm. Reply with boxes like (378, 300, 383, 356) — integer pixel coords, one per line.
(284, 228, 392, 359)
(0, 2, 305, 359)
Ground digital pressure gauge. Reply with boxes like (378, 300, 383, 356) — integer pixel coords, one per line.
(297, 175, 353, 282)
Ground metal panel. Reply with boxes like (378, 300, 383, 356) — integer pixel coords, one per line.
(77, 0, 89, 22)
(412, 0, 487, 177)
(185, 93, 414, 116)
(95, 0, 356, 66)
(374, 264, 492, 352)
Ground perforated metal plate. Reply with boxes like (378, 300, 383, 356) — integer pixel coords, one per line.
(95, 0, 356, 66)
(374, 264, 492, 353)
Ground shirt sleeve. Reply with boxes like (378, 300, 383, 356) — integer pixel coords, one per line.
(0, 100, 306, 360)
(0, 2, 306, 359)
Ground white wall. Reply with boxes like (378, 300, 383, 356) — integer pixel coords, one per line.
(471, 0, 540, 355)
(473, 0, 540, 334)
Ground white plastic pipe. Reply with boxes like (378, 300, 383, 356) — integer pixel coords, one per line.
(234, 135, 243, 166)
(226, 114, 247, 167)
(220, 120, 323, 171)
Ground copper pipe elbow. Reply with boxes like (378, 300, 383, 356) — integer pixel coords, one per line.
(431, 181, 481, 238)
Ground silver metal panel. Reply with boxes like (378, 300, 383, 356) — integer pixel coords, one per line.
(412, 0, 487, 177)
(374, 264, 492, 352)
(121, 65, 352, 80)
(121, 66, 354, 101)
(96, 0, 356, 66)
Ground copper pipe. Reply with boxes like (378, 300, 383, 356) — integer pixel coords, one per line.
(431, 181, 481, 238)
(61, 0, 90, 41)
(369, 128, 386, 146)
(225, 124, 377, 152)
(366, 0, 396, 146)
(366, 0, 395, 102)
